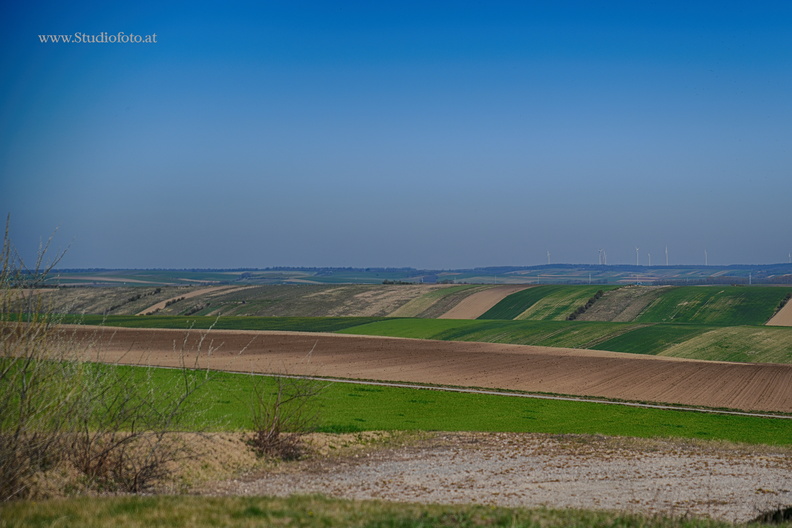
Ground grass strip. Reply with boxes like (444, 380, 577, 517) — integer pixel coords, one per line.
(106, 365, 792, 445)
(0, 494, 753, 528)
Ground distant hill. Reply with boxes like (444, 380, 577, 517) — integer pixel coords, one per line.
(45, 263, 792, 287)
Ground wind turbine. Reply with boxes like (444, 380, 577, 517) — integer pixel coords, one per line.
(665, 245, 669, 266)
(647, 252, 652, 267)
(635, 247, 640, 266)
(546, 250, 551, 265)
(704, 249, 708, 266)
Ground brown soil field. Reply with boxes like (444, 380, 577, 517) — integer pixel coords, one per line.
(439, 285, 533, 319)
(767, 297, 792, 326)
(65, 326, 792, 413)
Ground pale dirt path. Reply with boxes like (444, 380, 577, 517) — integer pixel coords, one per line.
(135, 285, 241, 315)
(767, 298, 792, 326)
(65, 326, 792, 413)
(212, 432, 792, 524)
(439, 285, 532, 319)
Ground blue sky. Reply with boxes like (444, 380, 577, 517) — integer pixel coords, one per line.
(1, 1, 791, 268)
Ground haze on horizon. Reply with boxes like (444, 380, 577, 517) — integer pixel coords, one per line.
(2, 2, 791, 270)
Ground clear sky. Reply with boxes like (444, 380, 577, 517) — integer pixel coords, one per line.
(1, 1, 791, 269)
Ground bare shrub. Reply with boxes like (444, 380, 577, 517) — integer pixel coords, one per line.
(1, 217, 210, 498)
(65, 360, 207, 492)
(0, 216, 77, 500)
(248, 373, 327, 460)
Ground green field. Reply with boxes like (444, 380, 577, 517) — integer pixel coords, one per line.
(479, 285, 617, 320)
(635, 286, 791, 325)
(94, 364, 791, 445)
(478, 285, 792, 325)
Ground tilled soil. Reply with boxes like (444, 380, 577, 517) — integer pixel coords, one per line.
(768, 298, 792, 326)
(439, 285, 533, 319)
(209, 432, 792, 524)
(69, 326, 792, 413)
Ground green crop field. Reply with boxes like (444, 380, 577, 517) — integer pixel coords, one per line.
(478, 285, 618, 320)
(591, 324, 713, 355)
(656, 326, 792, 363)
(339, 318, 639, 349)
(79, 364, 792, 445)
(635, 286, 791, 325)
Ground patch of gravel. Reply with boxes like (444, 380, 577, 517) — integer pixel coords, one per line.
(208, 432, 792, 523)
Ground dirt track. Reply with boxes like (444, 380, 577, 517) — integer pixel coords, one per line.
(67, 326, 792, 413)
(214, 432, 792, 523)
(439, 285, 532, 319)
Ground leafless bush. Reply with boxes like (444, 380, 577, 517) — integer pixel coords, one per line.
(248, 372, 327, 460)
(65, 360, 206, 492)
(0, 216, 77, 500)
(1, 217, 209, 498)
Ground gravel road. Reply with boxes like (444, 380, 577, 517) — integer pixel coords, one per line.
(211, 432, 792, 523)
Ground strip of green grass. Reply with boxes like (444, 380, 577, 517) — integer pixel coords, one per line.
(120, 365, 792, 446)
(479, 285, 618, 321)
(636, 286, 792, 325)
(0, 494, 751, 528)
(514, 286, 618, 321)
(478, 285, 567, 320)
(656, 326, 792, 363)
(592, 324, 712, 355)
(340, 318, 688, 352)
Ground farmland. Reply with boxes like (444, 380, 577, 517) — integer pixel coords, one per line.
(479, 285, 619, 320)
(55, 363, 792, 445)
(45, 263, 792, 287)
(8, 279, 792, 525)
(72, 312, 792, 364)
(60, 325, 792, 413)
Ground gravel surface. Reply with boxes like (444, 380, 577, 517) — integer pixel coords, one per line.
(211, 432, 792, 523)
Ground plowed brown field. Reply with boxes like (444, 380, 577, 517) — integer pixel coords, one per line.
(439, 285, 532, 319)
(767, 297, 792, 326)
(64, 326, 792, 413)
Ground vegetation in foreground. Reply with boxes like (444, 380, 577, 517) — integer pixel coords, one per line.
(1, 494, 786, 528)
